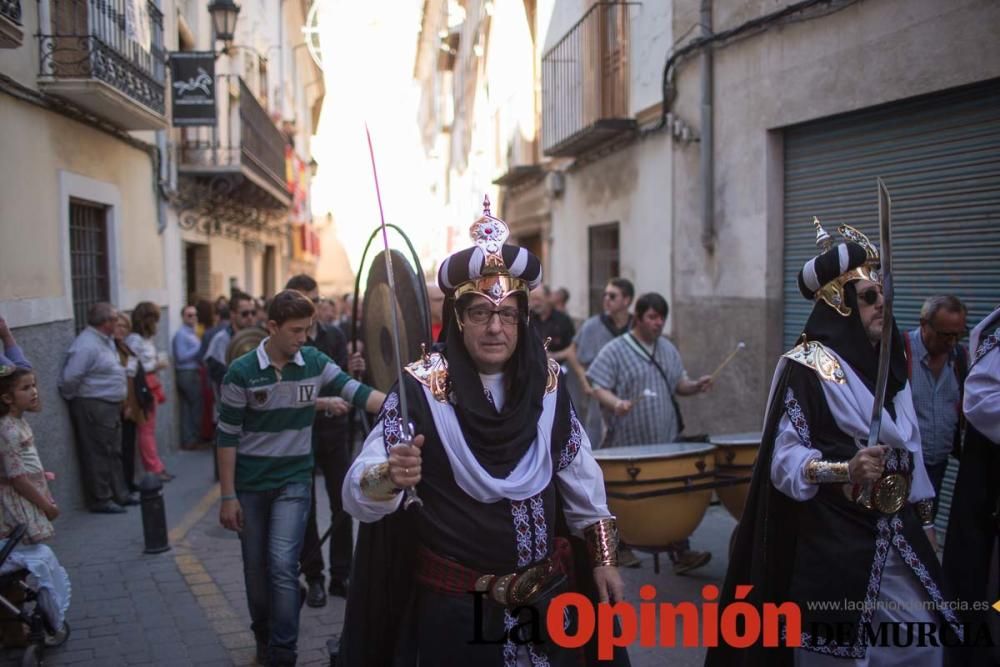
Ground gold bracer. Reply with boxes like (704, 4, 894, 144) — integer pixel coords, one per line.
(915, 498, 935, 527)
(584, 518, 619, 568)
(804, 459, 851, 484)
(360, 462, 401, 501)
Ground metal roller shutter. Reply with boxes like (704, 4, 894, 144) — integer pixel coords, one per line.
(784, 79, 1000, 346)
(783, 79, 1000, 540)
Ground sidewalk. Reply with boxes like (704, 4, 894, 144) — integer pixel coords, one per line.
(0, 447, 231, 667)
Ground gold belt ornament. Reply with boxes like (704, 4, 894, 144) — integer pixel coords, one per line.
(474, 559, 560, 608)
(854, 472, 910, 514)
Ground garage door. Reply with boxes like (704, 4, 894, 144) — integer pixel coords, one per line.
(783, 79, 1000, 347)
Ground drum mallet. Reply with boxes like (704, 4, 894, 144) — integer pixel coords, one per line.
(710, 342, 746, 380)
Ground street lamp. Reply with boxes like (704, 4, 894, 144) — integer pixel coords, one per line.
(208, 0, 240, 52)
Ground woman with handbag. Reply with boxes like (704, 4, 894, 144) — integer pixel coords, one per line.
(125, 302, 174, 482)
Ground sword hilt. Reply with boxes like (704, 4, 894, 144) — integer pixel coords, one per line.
(393, 422, 423, 510)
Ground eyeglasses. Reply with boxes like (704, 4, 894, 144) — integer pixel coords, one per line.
(603, 292, 620, 301)
(927, 324, 969, 341)
(857, 287, 882, 306)
(463, 306, 521, 326)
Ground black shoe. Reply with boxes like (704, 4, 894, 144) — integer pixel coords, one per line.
(306, 580, 327, 608)
(255, 638, 268, 665)
(328, 579, 348, 598)
(121, 492, 140, 506)
(91, 500, 126, 514)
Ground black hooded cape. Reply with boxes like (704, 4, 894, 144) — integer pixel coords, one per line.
(704, 284, 942, 667)
(337, 306, 630, 667)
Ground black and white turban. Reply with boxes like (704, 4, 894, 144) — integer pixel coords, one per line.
(437, 244, 542, 297)
(797, 242, 869, 300)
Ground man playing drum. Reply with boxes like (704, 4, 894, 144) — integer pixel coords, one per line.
(586, 292, 713, 573)
(340, 198, 627, 667)
(708, 221, 963, 667)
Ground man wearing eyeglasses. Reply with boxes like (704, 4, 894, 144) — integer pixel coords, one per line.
(339, 200, 626, 666)
(905, 295, 969, 508)
(565, 278, 635, 447)
(204, 290, 259, 408)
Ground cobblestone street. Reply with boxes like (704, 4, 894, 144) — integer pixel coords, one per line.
(0, 446, 740, 666)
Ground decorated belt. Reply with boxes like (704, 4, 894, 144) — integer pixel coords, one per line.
(415, 540, 569, 608)
(854, 472, 911, 514)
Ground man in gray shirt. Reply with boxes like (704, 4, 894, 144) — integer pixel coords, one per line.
(59, 302, 130, 513)
(566, 277, 634, 446)
(587, 292, 713, 574)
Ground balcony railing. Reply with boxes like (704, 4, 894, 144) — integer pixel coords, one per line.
(542, 2, 637, 157)
(179, 75, 292, 209)
(37, 0, 166, 128)
(0, 0, 22, 48)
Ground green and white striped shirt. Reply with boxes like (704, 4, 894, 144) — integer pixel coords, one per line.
(217, 339, 372, 491)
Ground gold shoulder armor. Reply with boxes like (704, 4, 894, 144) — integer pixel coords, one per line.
(782, 340, 846, 384)
(546, 357, 560, 394)
(404, 352, 450, 403)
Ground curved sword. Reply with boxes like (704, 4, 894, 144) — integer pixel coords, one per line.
(365, 124, 422, 509)
(858, 178, 893, 509)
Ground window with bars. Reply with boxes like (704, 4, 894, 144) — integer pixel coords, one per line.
(588, 222, 620, 316)
(69, 199, 110, 332)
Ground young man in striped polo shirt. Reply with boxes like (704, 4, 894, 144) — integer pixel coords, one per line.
(216, 289, 384, 667)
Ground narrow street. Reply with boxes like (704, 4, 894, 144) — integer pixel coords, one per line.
(1, 446, 739, 666)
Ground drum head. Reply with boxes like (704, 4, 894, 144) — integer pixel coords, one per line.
(362, 249, 432, 392)
(708, 431, 762, 446)
(592, 442, 716, 460)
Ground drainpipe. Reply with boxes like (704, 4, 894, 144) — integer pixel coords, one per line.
(700, 0, 714, 253)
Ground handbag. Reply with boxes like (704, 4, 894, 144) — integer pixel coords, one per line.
(133, 361, 155, 413)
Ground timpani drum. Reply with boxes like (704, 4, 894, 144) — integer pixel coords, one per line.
(708, 431, 761, 521)
(593, 443, 717, 549)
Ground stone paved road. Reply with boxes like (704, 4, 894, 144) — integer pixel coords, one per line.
(1, 445, 739, 666)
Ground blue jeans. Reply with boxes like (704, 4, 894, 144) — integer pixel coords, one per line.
(238, 482, 311, 666)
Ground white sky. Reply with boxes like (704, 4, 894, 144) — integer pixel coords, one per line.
(310, 0, 438, 285)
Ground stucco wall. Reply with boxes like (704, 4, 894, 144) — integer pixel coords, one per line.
(548, 134, 672, 325)
(0, 97, 167, 325)
(668, 0, 1000, 434)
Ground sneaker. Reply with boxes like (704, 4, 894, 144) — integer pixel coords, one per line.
(306, 579, 327, 608)
(617, 547, 641, 569)
(121, 492, 140, 506)
(672, 550, 711, 575)
(158, 471, 175, 482)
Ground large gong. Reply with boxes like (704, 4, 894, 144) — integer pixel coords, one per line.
(362, 249, 431, 392)
(226, 327, 267, 365)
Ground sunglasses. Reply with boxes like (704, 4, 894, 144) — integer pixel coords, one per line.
(857, 287, 882, 306)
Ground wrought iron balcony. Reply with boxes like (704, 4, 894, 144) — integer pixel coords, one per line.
(179, 75, 292, 210)
(0, 0, 23, 48)
(542, 2, 637, 157)
(37, 0, 166, 129)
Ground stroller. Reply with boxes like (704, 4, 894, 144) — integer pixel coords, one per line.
(0, 525, 70, 666)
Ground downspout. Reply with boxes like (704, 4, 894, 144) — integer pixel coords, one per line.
(700, 0, 714, 253)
